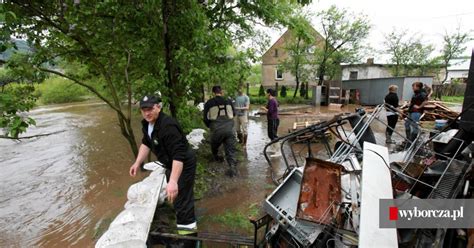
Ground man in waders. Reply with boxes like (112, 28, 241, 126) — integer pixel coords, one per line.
(129, 95, 197, 241)
(203, 85, 238, 177)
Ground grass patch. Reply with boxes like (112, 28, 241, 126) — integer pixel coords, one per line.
(441, 95, 464, 103)
(194, 162, 210, 199)
(209, 204, 261, 232)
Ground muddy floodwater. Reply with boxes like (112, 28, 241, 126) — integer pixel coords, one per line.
(1, 101, 364, 247)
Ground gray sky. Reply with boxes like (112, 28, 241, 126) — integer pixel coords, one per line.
(266, 0, 474, 63)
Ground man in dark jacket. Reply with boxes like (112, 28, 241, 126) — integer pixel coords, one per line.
(203, 85, 237, 177)
(129, 95, 197, 233)
(404, 82, 427, 142)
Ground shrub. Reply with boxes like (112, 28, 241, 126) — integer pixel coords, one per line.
(250, 96, 267, 105)
(175, 104, 205, 134)
(258, 84, 265, 97)
(280, 85, 287, 98)
(36, 77, 88, 104)
(300, 83, 306, 97)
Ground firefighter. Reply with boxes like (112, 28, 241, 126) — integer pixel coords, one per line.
(203, 85, 238, 177)
(129, 95, 197, 235)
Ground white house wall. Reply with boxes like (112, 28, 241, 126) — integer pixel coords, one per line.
(446, 70, 469, 83)
(342, 66, 392, 80)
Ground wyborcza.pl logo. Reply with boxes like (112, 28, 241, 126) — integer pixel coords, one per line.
(380, 199, 474, 228)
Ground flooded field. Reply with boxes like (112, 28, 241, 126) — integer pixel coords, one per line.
(0, 101, 429, 247)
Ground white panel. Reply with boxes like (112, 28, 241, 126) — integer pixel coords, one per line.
(359, 142, 398, 248)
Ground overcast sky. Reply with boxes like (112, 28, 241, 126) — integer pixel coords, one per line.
(265, 0, 474, 63)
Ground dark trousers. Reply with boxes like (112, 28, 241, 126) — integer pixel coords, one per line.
(386, 115, 398, 136)
(267, 118, 280, 140)
(166, 163, 196, 226)
(210, 129, 237, 166)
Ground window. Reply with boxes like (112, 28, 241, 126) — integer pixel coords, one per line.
(274, 49, 279, 57)
(349, 71, 358, 80)
(275, 69, 283, 80)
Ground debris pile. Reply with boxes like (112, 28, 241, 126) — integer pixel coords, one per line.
(401, 100, 459, 121)
(262, 104, 473, 247)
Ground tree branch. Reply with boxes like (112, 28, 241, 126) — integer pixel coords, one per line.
(0, 130, 66, 140)
(37, 67, 127, 120)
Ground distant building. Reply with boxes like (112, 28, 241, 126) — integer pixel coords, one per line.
(445, 58, 471, 84)
(261, 29, 330, 88)
(342, 58, 443, 84)
(341, 58, 392, 80)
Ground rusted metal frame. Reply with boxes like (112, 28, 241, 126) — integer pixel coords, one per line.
(296, 158, 342, 225)
(249, 214, 273, 247)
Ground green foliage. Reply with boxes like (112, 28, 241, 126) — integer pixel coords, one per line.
(246, 64, 262, 86)
(440, 27, 472, 83)
(258, 84, 266, 97)
(0, 0, 307, 155)
(36, 77, 88, 104)
(174, 104, 205, 135)
(0, 83, 37, 138)
(281, 13, 314, 97)
(194, 162, 208, 199)
(441, 95, 464, 103)
(249, 86, 311, 104)
(383, 29, 439, 77)
(313, 5, 371, 84)
(280, 85, 287, 97)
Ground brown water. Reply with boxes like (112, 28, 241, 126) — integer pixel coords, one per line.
(0, 101, 360, 247)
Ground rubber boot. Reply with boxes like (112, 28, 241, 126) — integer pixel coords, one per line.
(242, 134, 247, 148)
(237, 133, 243, 144)
(212, 154, 224, 163)
(225, 164, 238, 177)
(270, 142, 282, 157)
(386, 131, 394, 144)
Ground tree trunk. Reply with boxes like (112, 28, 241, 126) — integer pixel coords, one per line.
(293, 72, 300, 98)
(318, 65, 326, 85)
(162, 0, 179, 118)
(305, 82, 309, 99)
(124, 117, 139, 157)
(441, 63, 449, 84)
